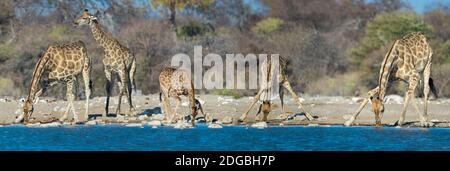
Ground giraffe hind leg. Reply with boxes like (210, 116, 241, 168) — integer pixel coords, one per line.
(104, 69, 113, 117)
(118, 69, 136, 117)
(396, 74, 419, 126)
(129, 59, 137, 94)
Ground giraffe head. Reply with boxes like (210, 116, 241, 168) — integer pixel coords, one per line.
(256, 101, 271, 122)
(261, 101, 271, 121)
(190, 99, 203, 124)
(20, 99, 34, 123)
(370, 96, 384, 126)
(73, 9, 98, 27)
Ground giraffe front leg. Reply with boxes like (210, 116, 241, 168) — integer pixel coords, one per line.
(279, 84, 286, 117)
(60, 80, 76, 122)
(344, 87, 378, 126)
(281, 80, 314, 120)
(172, 96, 181, 123)
(82, 67, 91, 121)
(116, 81, 124, 117)
(344, 98, 369, 126)
(161, 94, 173, 124)
(421, 61, 433, 127)
(239, 88, 264, 122)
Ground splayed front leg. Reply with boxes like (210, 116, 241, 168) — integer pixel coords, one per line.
(239, 88, 264, 122)
(344, 87, 378, 126)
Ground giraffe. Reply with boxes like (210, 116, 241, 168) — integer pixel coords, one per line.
(74, 9, 137, 117)
(238, 55, 315, 122)
(256, 100, 271, 122)
(159, 67, 206, 124)
(15, 41, 92, 124)
(344, 32, 438, 127)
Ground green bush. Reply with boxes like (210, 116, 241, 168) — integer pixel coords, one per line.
(48, 25, 67, 40)
(441, 41, 450, 64)
(177, 21, 214, 38)
(251, 17, 284, 34)
(0, 43, 14, 62)
(0, 77, 17, 96)
(349, 12, 433, 66)
(305, 73, 363, 96)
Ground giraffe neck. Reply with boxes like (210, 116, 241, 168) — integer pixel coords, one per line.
(378, 40, 399, 100)
(89, 21, 113, 49)
(27, 50, 50, 103)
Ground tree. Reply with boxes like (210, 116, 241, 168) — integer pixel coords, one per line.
(349, 12, 433, 66)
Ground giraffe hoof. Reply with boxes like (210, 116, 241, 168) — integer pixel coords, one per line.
(59, 116, 67, 122)
(394, 120, 403, 127)
(238, 116, 247, 123)
(344, 120, 353, 126)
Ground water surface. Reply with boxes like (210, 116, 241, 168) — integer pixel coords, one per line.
(0, 124, 448, 151)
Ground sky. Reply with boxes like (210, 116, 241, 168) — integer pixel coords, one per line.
(408, 0, 450, 13)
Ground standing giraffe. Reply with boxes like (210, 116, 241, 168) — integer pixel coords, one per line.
(16, 41, 92, 124)
(344, 32, 438, 127)
(159, 67, 206, 124)
(238, 55, 315, 122)
(74, 9, 137, 117)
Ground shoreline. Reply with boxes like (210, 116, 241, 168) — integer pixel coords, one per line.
(0, 94, 449, 128)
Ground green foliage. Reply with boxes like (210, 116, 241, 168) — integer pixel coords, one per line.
(306, 73, 362, 96)
(0, 43, 14, 61)
(48, 25, 67, 40)
(177, 21, 214, 37)
(441, 41, 450, 64)
(211, 89, 242, 99)
(0, 77, 17, 96)
(251, 17, 284, 34)
(150, 0, 213, 11)
(349, 12, 433, 65)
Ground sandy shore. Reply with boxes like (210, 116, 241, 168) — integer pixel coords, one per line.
(0, 94, 449, 128)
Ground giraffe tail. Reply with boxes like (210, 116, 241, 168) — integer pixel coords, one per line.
(159, 92, 162, 102)
(429, 77, 438, 99)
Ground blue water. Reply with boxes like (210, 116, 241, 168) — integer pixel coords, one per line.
(0, 124, 449, 151)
